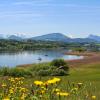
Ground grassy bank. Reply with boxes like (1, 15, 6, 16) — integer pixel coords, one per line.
(0, 60, 100, 99)
(24, 62, 100, 99)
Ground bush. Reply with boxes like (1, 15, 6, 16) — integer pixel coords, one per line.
(37, 69, 52, 76)
(0, 61, 69, 77)
(51, 69, 68, 76)
(36, 65, 55, 76)
(51, 59, 69, 70)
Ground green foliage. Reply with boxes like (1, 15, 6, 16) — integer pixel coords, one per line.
(51, 59, 69, 70)
(0, 67, 32, 77)
(0, 67, 9, 76)
(37, 69, 52, 76)
(51, 69, 68, 76)
(0, 60, 69, 77)
(0, 39, 69, 51)
(30, 59, 69, 76)
(51, 59, 66, 67)
(0, 39, 100, 51)
(73, 47, 86, 52)
(36, 67, 68, 76)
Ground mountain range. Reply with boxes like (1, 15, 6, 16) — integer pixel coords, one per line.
(0, 33, 100, 43)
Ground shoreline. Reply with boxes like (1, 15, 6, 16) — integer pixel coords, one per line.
(17, 51, 100, 68)
(66, 51, 100, 67)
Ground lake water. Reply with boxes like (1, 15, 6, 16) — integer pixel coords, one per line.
(0, 50, 83, 67)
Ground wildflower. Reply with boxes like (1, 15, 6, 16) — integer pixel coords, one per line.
(53, 77, 61, 83)
(47, 79, 56, 84)
(53, 88, 60, 92)
(2, 83, 7, 87)
(34, 81, 43, 86)
(46, 77, 61, 85)
(9, 78, 15, 83)
(57, 92, 69, 96)
(20, 88, 28, 93)
(9, 89, 14, 94)
(18, 81, 23, 85)
(15, 77, 20, 80)
(20, 93, 27, 100)
(3, 96, 10, 100)
(91, 95, 96, 99)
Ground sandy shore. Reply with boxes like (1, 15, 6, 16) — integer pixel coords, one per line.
(66, 52, 100, 67)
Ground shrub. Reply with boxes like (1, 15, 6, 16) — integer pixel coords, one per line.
(37, 69, 52, 76)
(0, 61, 69, 77)
(36, 65, 56, 76)
(51, 59, 69, 70)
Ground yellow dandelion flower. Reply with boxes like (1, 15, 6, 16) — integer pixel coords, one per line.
(53, 88, 60, 92)
(3, 96, 10, 100)
(34, 81, 43, 86)
(46, 77, 60, 85)
(57, 92, 69, 96)
(53, 77, 61, 82)
(92, 95, 96, 99)
(47, 79, 56, 84)
(9, 89, 14, 94)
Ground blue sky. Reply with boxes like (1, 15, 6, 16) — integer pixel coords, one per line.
(0, 0, 100, 38)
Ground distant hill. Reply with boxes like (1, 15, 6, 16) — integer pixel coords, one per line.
(8, 35, 22, 41)
(29, 33, 96, 43)
(73, 38, 96, 43)
(0, 33, 99, 43)
(0, 34, 5, 39)
(88, 34, 100, 42)
(29, 33, 72, 42)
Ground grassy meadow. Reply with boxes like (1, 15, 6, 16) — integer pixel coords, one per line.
(0, 59, 100, 100)
(25, 63, 100, 100)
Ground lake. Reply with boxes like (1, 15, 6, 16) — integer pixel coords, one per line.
(0, 50, 83, 67)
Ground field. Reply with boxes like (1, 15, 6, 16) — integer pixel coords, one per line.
(0, 52, 100, 100)
(25, 62, 100, 100)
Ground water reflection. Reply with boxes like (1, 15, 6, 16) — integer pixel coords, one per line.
(0, 50, 83, 67)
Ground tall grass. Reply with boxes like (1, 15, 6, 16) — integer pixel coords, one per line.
(0, 67, 32, 77)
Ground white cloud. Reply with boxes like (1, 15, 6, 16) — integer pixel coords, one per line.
(0, 11, 44, 18)
(12, 0, 52, 6)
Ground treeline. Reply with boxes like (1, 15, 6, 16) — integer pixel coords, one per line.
(0, 39, 68, 51)
(0, 39, 100, 51)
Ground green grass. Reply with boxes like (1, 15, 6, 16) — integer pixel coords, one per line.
(23, 62, 100, 99)
(0, 62, 100, 99)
